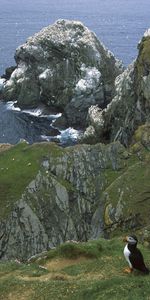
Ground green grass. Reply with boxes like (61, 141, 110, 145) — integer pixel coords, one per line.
(0, 141, 63, 218)
(30, 239, 103, 265)
(104, 159, 150, 229)
(0, 238, 150, 300)
(58, 240, 103, 259)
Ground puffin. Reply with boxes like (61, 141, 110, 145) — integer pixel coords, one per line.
(123, 235, 149, 274)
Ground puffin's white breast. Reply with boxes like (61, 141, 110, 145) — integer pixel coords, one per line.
(123, 244, 132, 268)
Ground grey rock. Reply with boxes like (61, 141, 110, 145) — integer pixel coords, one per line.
(3, 19, 123, 127)
(0, 141, 125, 260)
(0, 199, 48, 260)
(0, 78, 5, 93)
(83, 30, 150, 146)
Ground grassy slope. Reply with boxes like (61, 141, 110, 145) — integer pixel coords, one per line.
(0, 138, 142, 220)
(0, 238, 150, 300)
(0, 141, 63, 218)
(104, 159, 150, 225)
(103, 125, 150, 234)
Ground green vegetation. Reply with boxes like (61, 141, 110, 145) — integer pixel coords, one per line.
(0, 124, 149, 299)
(0, 238, 150, 300)
(38, 239, 103, 263)
(0, 141, 63, 218)
(104, 157, 150, 230)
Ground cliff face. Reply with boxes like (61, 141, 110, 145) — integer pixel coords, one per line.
(0, 23, 150, 261)
(0, 141, 125, 260)
(103, 124, 150, 237)
(0, 125, 149, 260)
(84, 30, 150, 146)
(2, 19, 123, 127)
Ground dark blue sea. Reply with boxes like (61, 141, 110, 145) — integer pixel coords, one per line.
(0, 0, 150, 144)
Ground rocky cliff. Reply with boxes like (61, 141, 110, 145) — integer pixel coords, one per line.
(83, 30, 150, 146)
(0, 23, 150, 261)
(2, 19, 123, 127)
(0, 141, 125, 260)
(0, 125, 149, 260)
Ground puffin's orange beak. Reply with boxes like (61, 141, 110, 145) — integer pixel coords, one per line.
(123, 236, 128, 242)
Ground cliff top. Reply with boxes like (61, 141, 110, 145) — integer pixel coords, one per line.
(0, 237, 150, 299)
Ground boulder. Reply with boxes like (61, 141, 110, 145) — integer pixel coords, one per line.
(2, 19, 123, 127)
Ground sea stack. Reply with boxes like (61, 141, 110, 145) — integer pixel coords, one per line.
(2, 19, 123, 127)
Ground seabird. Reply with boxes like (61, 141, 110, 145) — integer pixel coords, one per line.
(123, 235, 149, 274)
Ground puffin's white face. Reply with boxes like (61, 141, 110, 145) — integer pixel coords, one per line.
(126, 236, 137, 245)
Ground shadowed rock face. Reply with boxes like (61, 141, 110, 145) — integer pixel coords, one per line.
(84, 30, 150, 146)
(2, 19, 123, 127)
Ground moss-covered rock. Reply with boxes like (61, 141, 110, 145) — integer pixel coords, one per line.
(100, 125, 150, 236)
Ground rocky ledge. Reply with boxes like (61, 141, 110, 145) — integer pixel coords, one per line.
(2, 19, 123, 127)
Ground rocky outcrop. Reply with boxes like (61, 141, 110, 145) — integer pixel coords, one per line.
(98, 124, 150, 236)
(0, 200, 49, 260)
(83, 30, 150, 146)
(83, 64, 135, 146)
(0, 124, 149, 259)
(0, 141, 125, 260)
(2, 19, 123, 127)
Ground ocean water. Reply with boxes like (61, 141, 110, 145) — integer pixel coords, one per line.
(0, 0, 150, 144)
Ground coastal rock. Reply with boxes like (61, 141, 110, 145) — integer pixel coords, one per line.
(0, 124, 149, 259)
(84, 64, 135, 145)
(0, 141, 125, 260)
(3, 19, 123, 127)
(1, 66, 16, 80)
(83, 30, 150, 146)
(0, 200, 49, 260)
(98, 125, 150, 236)
(0, 78, 5, 93)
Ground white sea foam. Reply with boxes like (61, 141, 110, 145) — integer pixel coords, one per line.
(6, 101, 21, 111)
(40, 135, 52, 141)
(6, 101, 62, 119)
(41, 127, 81, 144)
(22, 107, 44, 116)
(57, 127, 81, 143)
(49, 113, 62, 119)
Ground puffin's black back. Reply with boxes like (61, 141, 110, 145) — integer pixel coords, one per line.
(129, 247, 149, 274)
